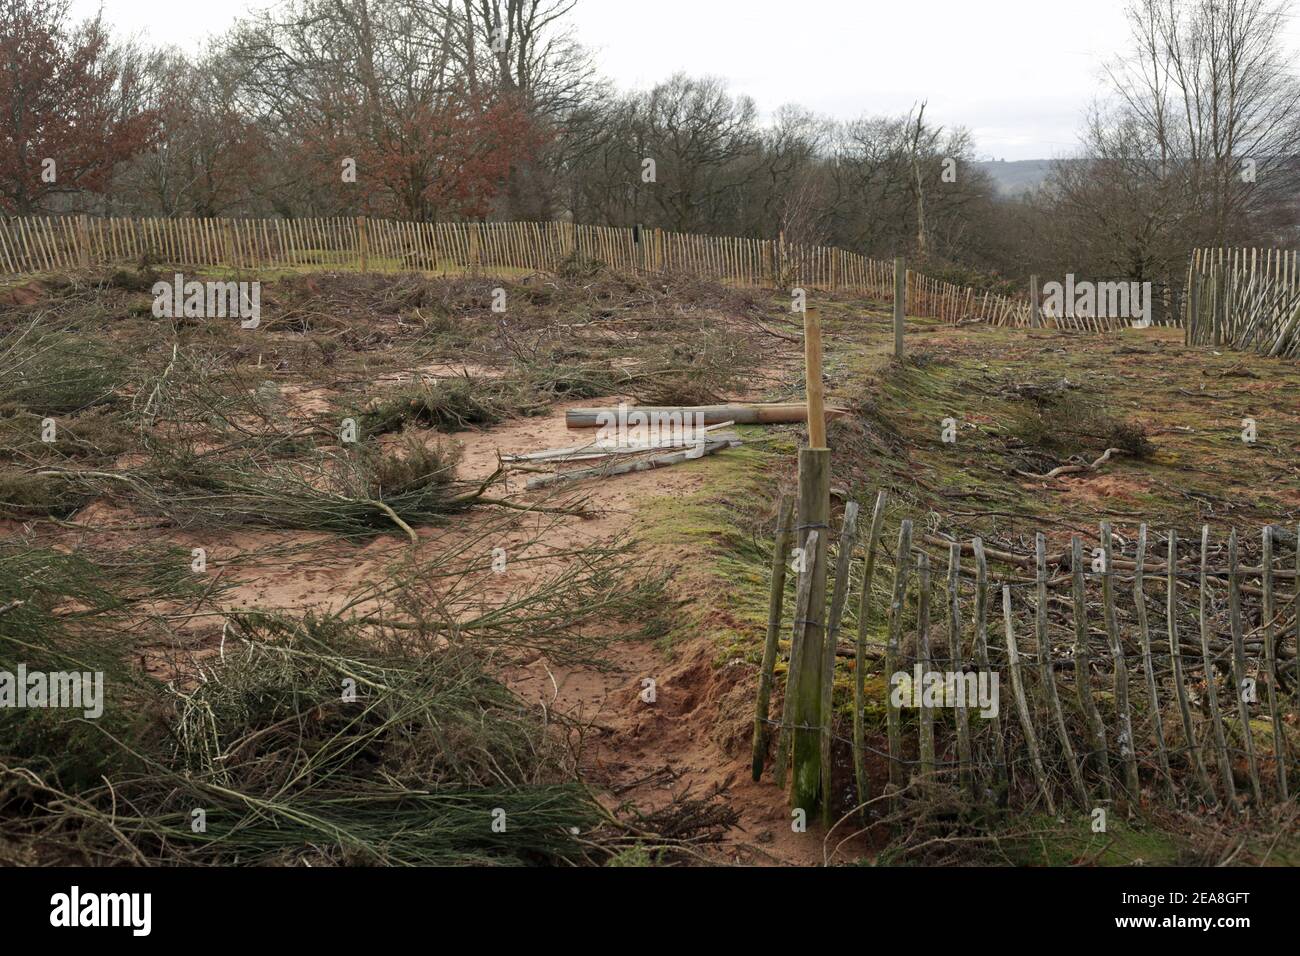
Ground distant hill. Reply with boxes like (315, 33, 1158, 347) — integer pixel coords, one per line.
(973, 159, 1055, 196)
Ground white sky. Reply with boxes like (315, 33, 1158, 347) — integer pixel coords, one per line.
(73, 0, 1300, 161)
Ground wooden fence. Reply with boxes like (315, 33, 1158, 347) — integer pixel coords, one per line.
(1185, 247, 1300, 356)
(0, 214, 1039, 327)
(754, 495, 1299, 817)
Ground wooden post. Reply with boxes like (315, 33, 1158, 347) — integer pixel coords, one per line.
(804, 308, 826, 449)
(1030, 274, 1042, 329)
(1003, 585, 1056, 815)
(916, 553, 935, 789)
(790, 450, 830, 815)
(1134, 526, 1176, 801)
(1102, 522, 1142, 801)
(752, 495, 795, 781)
(357, 215, 369, 273)
(821, 501, 861, 825)
(775, 530, 820, 787)
(1167, 531, 1215, 802)
(1071, 536, 1111, 800)
(789, 299, 831, 815)
(1199, 527, 1237, 804)
(1262, 527, 1288, 800)
(884, 520, 913, 805)
(893, 257, 906, 360)
(971, 539, 1009, 804)
(948, 542, 975, 799)
(1037, 534, 1089, 808)
(1228, 531, 1263, 805)
(852, 491, 888, 815)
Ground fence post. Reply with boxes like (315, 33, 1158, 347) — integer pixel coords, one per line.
(1102, 522, 1142, 801)
(790, 305, 831, 817)
(1030, 274, 1042, 328)
(1198, 527, 1237, 805)
(884, 521, 912, 809)
(1261, 527, 1288, 800)
(1227, 531, 1263, 804)
(357, 216, 369, 273)
(821, 501, 860, 826)
(753, 495, 795, 781)
(853, 492, 888, 816)
(894, 257, 906, 360)
(1003, 586, 1056, 815)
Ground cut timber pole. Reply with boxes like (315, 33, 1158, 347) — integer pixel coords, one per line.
(357, 216, 369, 273)
(1003, 585, 1056, 815)
(565, 404, 844, 429)
(790, 304, 831, 817)
(821, 501, 861, 826)
(752, 495, 795, 781)
(893, 257, 906, 360)
(852, 491, 888, 816)
(1030, 275, 1042, 328)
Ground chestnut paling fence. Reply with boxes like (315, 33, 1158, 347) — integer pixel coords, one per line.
(752, 499, 1300, 819)
(0, 214, 1040, 325)
(1185, 247, 1300, 357)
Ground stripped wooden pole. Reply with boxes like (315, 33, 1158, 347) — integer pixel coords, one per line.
(1102, 522, 1142, 800)
(1134, 526, 1176, 801)
(1071, 536, 1111, 800)
(971, 539, 1008, 803)
(1167, 531, 1215, 802)
(775, 529, 820, 788)
(1262, 527, 1288, 800)
(1003, 585, 1056, 814)
(1037, 534, 1088, 808)
(752, 495, 795, 781)
(852, 491, 889, 814)
(884, 521, 913, 804)
(948, 542, 975, 799)
(1228, 530, 1263, 804)
(916, 553, 935, 789)
(1200, 527, 1237, 804)
(820, 501, 861, 825)
(357, 216, 369, 273)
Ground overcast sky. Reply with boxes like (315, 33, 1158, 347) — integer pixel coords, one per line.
(72, 0, 1300, 161)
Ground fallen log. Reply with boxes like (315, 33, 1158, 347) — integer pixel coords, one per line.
(1015, 448, 1122, 482)
(565, 403, 847, 429)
